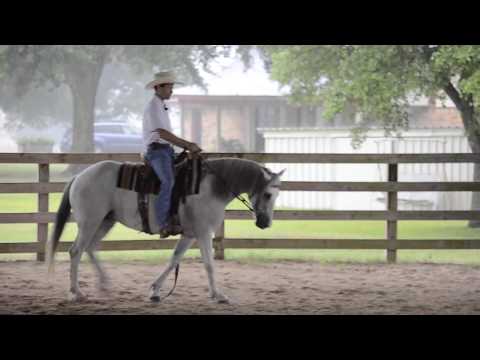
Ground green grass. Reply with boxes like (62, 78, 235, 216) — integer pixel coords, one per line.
(2, 165, 480, 265)
(0, 164, 72, 182)
(2, 216, 480, 265)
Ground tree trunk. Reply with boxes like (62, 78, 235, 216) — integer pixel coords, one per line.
(70, 79, 97, 153)
(63, 52, 106, 174)
(458, 106, 480, 228)
(66, 61, 104, 153)
(470, 162, 480, 227)
(443, 82, 480, 228)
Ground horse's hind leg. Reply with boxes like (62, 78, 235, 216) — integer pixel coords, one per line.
(69, 220, 103, 301)
(150, 236, 195, 302)
(86, 217, 115, 293)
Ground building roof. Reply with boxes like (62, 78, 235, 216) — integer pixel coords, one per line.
(175, 94, 286, 104)
(408, 105, 463, 129)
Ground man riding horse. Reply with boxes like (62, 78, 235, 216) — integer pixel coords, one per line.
(47, 71, 284, 303)
(143, 71, 202, 238)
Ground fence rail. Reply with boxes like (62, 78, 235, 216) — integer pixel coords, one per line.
(1, 152, 480, 263)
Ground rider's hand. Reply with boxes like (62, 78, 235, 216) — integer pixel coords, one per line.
(187, 142, 202, 153)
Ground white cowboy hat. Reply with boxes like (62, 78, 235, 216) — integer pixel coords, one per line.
(145, 70, 184, 89)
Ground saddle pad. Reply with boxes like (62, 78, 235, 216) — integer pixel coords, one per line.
(117, 162, 161, 195)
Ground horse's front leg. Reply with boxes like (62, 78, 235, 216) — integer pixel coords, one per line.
(150, 236, 195, 302)
(197, 234, 230, 304)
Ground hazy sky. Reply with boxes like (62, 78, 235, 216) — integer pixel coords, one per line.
(175, 49, 289, 96)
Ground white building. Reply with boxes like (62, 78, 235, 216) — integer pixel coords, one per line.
(263, 125, 472, 212)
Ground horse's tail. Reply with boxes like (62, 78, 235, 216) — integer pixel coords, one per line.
(47, 177, 75, 275)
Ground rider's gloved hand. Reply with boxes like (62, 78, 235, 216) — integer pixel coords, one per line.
(187, 142, 202, 154)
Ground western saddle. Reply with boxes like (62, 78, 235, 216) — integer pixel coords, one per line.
(116, 151, 202, 235)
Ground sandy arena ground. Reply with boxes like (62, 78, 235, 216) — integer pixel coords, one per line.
(1, 259, 480, 315)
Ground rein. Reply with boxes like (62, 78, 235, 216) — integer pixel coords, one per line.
(152, 263, 179, 302)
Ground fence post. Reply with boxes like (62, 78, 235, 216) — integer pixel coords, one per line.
(213, 221, 225, 260)
(386, 163, 398, 263)
(37, 163, 49, 262)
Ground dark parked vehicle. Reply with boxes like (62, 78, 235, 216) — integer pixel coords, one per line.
(60, 122, 144, 153)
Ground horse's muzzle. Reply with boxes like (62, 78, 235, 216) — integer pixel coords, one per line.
(255, 213, 270, 229)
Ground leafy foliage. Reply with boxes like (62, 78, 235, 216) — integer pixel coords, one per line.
(264, 45, 480, 147)
(0, 45, 233, 151)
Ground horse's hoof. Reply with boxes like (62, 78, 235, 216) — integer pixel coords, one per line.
(69, 292, 87, 302)
(210, 293, 230, 304)
(150, 296, 161, 303)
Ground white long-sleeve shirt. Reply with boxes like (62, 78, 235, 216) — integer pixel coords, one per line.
(142, 96, 172, 151)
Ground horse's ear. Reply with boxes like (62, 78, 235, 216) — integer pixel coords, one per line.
(277, 169, 286, 178)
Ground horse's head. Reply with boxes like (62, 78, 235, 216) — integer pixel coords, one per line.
(250, 168, 285, 229)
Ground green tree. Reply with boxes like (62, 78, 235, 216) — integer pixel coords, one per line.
(265, 45, 480, 226)
(0, 45, 228, 152)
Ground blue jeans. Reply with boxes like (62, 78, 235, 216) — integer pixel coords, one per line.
(145, 145, 175, 228)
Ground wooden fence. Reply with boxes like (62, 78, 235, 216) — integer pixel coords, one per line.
(1, 152, 480, 263)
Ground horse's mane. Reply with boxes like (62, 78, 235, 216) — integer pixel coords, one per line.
(204, 158, 270, 200)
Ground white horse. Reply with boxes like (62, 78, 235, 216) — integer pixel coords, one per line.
(47, 157, 284, 303)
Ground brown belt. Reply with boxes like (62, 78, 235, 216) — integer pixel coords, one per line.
(148, 143, 171, 151)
